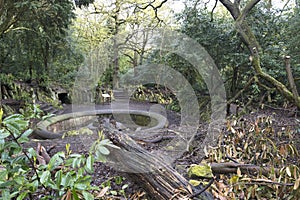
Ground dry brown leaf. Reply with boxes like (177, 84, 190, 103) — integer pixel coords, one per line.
(294, 178, 300, 190)
(279, 145, 286, 156)
(96, 186, 109, 198)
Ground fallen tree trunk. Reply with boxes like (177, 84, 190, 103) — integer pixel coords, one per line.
(103, 126, 214, 200)
(210, 162, 279, 177)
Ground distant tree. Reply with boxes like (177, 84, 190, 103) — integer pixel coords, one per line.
(71, 0, 170, 88)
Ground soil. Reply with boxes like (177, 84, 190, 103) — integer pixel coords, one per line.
(24, 101, 300, 199)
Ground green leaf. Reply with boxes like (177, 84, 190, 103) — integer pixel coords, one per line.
(10, 191, 19, 198)
(85, 155, 94, 173)
(98, 146, 110, 155)
(2, 189, 10, 199)
(0, 180, 14, 189)
(82, 191, 94, 200)
(48, 152, 64, 171)
(14, 176, 25, 185)
(72, 156, 85, 168)
(74, 182, 88, 190)
(99, 139, 119, 149)
(21, 129, 33, 138)
(69, 153, 83, 158)
(95, 151, 106, 162)
(17, 135, 29, 143)
(3, 114, 28, 132)
(3, 114, 23, 121)
(77, 167, 84, 177)
(16, 192, 28, 200)
(5, 123, 20, 136)
(40, 171, 51, 184)
(0, 169, 8, 182)
(55, 170, 62, 188)
(99, 139, 111, 145)
(27, 147, 37, 158)
(61, 173, 72, 187)
(0, 129, 10, 139)
(71, 189, 80, 200)
(114, 176, 123, 185)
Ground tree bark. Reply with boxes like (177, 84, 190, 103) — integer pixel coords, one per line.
(209, 162, 279, 177)
(103, 126, 214, 200)
(284, 56, 299, 102)
(112, 0, 121, 89)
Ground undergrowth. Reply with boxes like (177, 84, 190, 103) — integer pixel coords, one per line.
(195, 115, 300, 199)
(0, 107, 121, 200)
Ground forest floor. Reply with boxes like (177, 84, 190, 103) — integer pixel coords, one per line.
(25, 101, 300, 199)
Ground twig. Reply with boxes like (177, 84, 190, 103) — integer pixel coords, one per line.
(225, 153, 239, 163)
(135, 0, 168, 22)
(262, 104, 299, 114)
(189, 177, 214, 198)
(210, 0, 218, 22)
(238, 177, 294, 186)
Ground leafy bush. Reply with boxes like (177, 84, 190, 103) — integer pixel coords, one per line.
(0, 108, 118, 199)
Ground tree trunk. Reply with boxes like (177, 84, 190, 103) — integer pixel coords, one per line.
(284, 56, 299, 102)
(112, 0, 121, 89)
(113, 38, 119, 89)
(103, 126, 214, 200)
(44, 41, 49, 73)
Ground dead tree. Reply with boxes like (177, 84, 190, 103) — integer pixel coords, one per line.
(103, 126, 214, 200)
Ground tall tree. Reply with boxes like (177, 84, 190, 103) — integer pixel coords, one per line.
(209, 0, 300, 108)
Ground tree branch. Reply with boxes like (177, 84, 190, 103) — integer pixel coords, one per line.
(239, 0, 261, 22)
(210, 162, 280, 177)
(135, 0, 168, 22)
(220, 0, 300, 108)
(219, 0, 240, 19)
(210, 0, 218, 22)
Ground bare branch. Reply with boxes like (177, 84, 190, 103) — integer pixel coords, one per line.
(135, 0, 168, 22)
